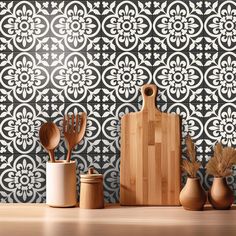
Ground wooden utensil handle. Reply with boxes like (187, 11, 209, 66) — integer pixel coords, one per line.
(141, 84, 158, 111)
(49, 150, 55, 163)
(66, 148, 72, 162)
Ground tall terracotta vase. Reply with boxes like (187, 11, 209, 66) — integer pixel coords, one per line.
(179, 177, 207, 211)
(208, 177, 234, 210)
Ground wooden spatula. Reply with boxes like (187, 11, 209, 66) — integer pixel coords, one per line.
(63, 113, 87, 162)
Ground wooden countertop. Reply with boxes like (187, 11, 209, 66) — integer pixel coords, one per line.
(1, 204, 236, 236)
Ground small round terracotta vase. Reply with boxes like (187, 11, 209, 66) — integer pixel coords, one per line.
(208, 177, 234, 210)
(179, 177, 207, 211)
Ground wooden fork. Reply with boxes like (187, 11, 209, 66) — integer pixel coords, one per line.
(63, 113, 87, 162)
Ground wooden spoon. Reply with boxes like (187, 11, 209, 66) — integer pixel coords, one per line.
(39, 122, 60, 162)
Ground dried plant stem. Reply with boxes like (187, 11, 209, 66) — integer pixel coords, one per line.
(182, 134, 200, 178)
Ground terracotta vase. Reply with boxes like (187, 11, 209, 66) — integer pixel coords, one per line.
(208, 177, 234, 210)
(179, 177, 207, 211)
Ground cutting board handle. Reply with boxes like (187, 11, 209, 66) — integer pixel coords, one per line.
(141, 84, 158, 111)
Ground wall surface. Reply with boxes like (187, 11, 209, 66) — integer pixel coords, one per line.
(0, 0, 236, 203)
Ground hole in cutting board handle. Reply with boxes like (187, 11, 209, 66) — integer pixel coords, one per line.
(144, 87, 153, 96)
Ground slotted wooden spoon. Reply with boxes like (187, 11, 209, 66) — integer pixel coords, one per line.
(39, 122, 60, 162)
(63, 113, 87, 162)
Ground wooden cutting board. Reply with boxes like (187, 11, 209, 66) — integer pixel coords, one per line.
(120, 84, 181, 206)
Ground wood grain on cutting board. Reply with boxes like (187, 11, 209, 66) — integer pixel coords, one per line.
(120, 84, 181, 206)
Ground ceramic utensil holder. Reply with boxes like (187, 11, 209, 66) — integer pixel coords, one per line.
(80, 168, 104, 209)
(46, 160, 77, 207)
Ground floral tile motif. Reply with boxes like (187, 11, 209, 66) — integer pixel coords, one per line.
(153, 52, 204, 103)
(50, 1, 102, 52)
(101, 0, 153, 52)
(0, 103, 50, 154)
(204, 52, 236, 103)
(153, 0, 204, 52)
(0, 52, 50, 103)
(50, 51, 102, 103)
(204, 0, 236, 52)
(101, 51, 152, 103)
(0, 1, 50, 52)
(0, 153, 46, 203)
(204, 102, 236, 151)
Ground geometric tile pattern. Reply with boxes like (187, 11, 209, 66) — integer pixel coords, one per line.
(0, 0, 236, 203)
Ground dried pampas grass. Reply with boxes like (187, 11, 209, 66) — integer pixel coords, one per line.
(206, 143, 236, 177)
(182, 134, 201, 178)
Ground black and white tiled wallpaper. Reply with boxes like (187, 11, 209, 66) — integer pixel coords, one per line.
(0, 0, 236, 203)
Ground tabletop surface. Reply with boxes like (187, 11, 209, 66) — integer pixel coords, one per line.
(0, 204, 236, 236)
